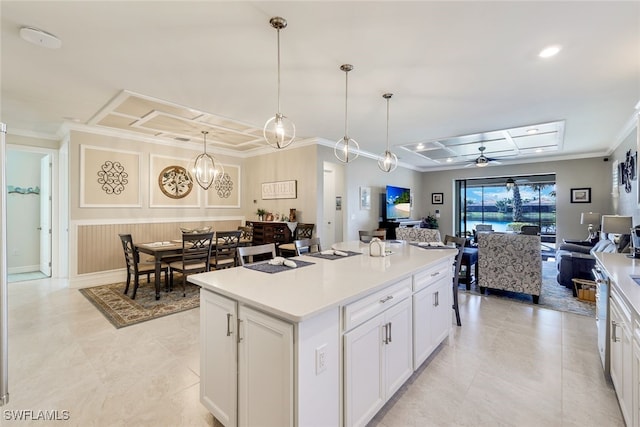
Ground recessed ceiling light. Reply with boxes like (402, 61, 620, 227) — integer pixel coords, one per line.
(416, 143, 424, 150)
(20, 26, 62, 49)
(539, 45, 561, 58)
(526, 128, 539, 134)
(535, 148, 543, 153)
(446, 158, 453, 163)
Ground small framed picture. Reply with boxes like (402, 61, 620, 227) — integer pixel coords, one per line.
(432, 193, 444, 204)
(571, 188, 591, 203)
(359, 186, 371, 210)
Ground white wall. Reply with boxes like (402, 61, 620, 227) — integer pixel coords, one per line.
(316, 144, 424, 241)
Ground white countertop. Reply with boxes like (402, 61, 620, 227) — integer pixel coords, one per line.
(189, 240, 456, 322)
(594, 252, 640, 313)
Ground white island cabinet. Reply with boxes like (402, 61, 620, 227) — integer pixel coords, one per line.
(190, 240, 456, 427)
(594, 252, 640, 427)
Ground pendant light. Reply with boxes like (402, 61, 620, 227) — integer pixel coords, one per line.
(505, 177, 515, 190)
(192, 131, 224, 190)
(263, 16, 295, 149)
(334, 64, 359, 163)
(378, 93, 398, 173)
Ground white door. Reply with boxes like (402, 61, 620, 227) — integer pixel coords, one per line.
(39, 155, 51, 276)
(323, 165, 336, 247)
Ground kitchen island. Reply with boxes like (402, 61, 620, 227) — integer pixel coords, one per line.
(593, 252, 640, 426)
(189, 240, 456, 427)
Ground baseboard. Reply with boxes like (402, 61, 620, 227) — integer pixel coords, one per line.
(70, 269, 126, 289)
(8, 265, 41, 274)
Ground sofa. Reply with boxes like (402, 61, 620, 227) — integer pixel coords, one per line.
(395, 227, 441, 242)
(477, 232, 542, 303)
(555, 237, 620, 294)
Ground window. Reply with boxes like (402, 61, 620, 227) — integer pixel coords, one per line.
(455, 174, 556, 241)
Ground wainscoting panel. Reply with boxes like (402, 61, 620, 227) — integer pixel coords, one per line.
(77, 220, 241, 274)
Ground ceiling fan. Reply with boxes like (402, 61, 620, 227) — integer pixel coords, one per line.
(465, 144, 502, 168)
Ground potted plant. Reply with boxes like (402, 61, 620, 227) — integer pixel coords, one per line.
(422, 213, 439, 229)
(256, 208, 266, 221)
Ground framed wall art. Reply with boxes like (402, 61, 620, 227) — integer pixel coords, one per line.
(261, 180, 297, 200)
(80, 145, 141, 207)
(360, 186, 371, 210)
(432, 193, 444, 205)
(206, 164, 241, 208)
(150, 155, 200, 208)
(570, 187, 591, 203)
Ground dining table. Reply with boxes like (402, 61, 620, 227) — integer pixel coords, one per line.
(135, 234, 251, 299)
(135, 240, 183, 300)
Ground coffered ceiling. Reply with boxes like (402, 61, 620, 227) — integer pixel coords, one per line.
(1, 1, 639, 171)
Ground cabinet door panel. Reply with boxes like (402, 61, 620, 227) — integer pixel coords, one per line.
(413, 286, 432, 369)
(238, 306, 293, 427)
(384, 298, 413, 398)
(344, 313, 385, 427)
(200, 291, 237, 427)
(431, 276, 451, 346)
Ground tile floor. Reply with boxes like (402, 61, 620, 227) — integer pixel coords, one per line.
(2, 277, 624, 426)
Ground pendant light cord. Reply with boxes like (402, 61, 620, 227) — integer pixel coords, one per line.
(344, 70, 349, 138)
(276, 27, 281, 114)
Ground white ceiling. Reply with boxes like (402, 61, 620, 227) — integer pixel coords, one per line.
(2, 1, 639, 171)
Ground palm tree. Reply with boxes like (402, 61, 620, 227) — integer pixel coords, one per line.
(508, 184, 523, 222)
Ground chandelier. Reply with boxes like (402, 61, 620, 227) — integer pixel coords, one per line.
(192, 131, 224, 190)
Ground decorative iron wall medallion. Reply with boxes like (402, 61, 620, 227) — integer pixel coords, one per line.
(158, 165, 193, 199)
(97, 161, 128, 195)
(214, 173, 233, 199)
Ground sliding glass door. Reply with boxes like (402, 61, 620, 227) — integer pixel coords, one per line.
(455, 174, 556, 242)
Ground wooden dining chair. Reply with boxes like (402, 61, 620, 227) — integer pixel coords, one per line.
(237, 225, 254, 246)
(118, 233, 169, 300)
(211, 230, 242, 270)
(294, 237, 322, 256)
(359, 229, 386, 243)
(169, 231, 214, 296)
(237, 243, 277, 266)
(444, 234, 466, 327)
(280, 223, 315, 256)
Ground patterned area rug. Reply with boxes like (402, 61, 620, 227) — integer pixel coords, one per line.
(461, 260, 595, 317)
(80, 278, 199, 328)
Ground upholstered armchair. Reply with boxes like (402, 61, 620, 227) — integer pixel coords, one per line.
(395, 227, 441, 242)
(477, 233, 542, 304)
(555, 235, 623, 294)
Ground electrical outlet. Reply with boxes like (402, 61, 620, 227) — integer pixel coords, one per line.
(315, 344, 327, 375)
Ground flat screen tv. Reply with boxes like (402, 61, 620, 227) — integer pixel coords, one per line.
(385, 185, 411, 220)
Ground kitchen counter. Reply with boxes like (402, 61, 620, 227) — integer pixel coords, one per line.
(189, 240, 456, 322)
(594, 252, 640, 313)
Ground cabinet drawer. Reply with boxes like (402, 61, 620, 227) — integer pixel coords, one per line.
(343, 277, 412, 332)
(413, 260, 450, 292)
